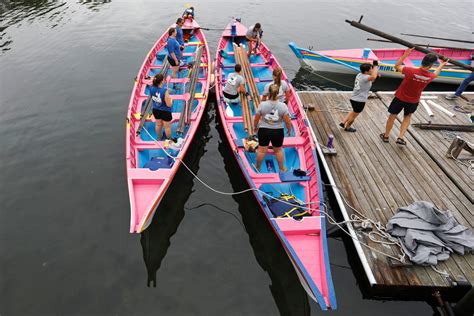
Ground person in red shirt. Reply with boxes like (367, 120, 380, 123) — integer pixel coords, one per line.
(380, 48, 449, 145)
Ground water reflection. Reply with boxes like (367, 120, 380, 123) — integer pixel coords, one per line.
(0, 0, 111, 52)
(140, 104, 212, 287)
(216, 109, 311, 316)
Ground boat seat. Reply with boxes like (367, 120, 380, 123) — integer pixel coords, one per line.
(279, 171, 310, 182)
(235, 137, 306, 148)
(144, 156, 174, 171)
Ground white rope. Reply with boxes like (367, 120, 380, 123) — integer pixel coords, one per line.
(141, 126, 407, 263)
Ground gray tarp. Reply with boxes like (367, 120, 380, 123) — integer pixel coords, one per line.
(386, 201, 474, 265)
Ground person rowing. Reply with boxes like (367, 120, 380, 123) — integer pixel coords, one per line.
(253, 84, 292, 172)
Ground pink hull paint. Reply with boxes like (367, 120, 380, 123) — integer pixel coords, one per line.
(126, 20, 210, 233)
(215, 21, 336, 310)
(291, 43, 473, 84)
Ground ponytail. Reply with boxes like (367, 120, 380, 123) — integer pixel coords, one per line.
(152, 74, 164, 87)
(272, 67, 282, 90)
(268, 84, 279, 101)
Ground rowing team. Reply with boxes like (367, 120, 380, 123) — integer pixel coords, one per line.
(341, 48, 473, 146)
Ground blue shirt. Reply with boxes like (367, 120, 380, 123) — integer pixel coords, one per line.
(149, 86, 170, 112)
(167, 37, 181, 60)
(176, 26, 184, 46)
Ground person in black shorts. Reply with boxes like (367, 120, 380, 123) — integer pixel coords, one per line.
(148, 74, 173, 139)
(340, 62, 378, 132)
(253, 84, 293, 172)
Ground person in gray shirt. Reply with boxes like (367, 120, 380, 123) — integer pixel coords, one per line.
(262, 67, 290, 103)
(223, 64, 246, 103)
(246, 23, 262, 57)
(253, 84, 292, 172)
(340, 62, 378, 132)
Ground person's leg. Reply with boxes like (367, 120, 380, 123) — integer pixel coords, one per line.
(341, 111, 354, 126)
(345, 112, 360, 128)
(398, 113, 412, 140)
(155, 120, 163, 140)
(255, 146, 268, 171)
(384, 114, 397, 137)
(384, 98, 403, 138)
(172, 65, 179, 79)
(247, 40, 253, 57)
(274, 147, 287, 172)
(162, 111, 173, 139)
(454, 71, 474, 96)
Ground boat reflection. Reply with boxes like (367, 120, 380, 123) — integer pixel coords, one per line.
(216, 110, 311, 316)
(140, 104, 212, 287)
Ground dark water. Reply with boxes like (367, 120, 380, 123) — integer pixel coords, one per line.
(1, 1, 472, 315)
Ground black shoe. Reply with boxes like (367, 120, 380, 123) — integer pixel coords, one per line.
(339, 123, 345, 128)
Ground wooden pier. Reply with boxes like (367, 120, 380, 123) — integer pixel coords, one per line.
(299, 91, 473, 301)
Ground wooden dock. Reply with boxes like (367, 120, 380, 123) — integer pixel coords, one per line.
(299, 91, 473, 301)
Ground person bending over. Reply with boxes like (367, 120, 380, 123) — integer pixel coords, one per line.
(246, 23, 262, 57)
(253, 84, 292, 172)
(340, 61, 378, 132)
(380, 48, 448, 145)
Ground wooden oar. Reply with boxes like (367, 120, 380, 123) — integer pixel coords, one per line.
(345, 19, 474, 71)
(401, 33, 474, 44)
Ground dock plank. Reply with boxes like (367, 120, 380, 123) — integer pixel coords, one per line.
(299, 91, 474, 298)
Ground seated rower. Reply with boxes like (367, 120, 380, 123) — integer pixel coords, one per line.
(223, 64, 246, 104)
(262, 67, 290, 103)
(149, 74, 173, 140)
(246, 23, 262, 57)
(253, 84, 293, 172)
(182, 6, 194, 21)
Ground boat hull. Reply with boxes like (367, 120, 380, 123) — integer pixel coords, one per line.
(126, 19, 211, 233)
(290, 42, 474, 85)
(215, 21, 336, 310)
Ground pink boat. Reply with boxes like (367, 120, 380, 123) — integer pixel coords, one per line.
(126, 19, 210, 233)
(289, 43, 474, 85)
(215, 20, 337, 310)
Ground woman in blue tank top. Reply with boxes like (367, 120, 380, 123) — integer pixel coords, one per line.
(148, 74, 173, 139)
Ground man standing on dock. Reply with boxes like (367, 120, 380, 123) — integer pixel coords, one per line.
(340, 62, 379, 132)
(380, 48, 448, 145)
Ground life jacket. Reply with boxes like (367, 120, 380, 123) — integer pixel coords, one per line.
(264, 194, 310, 220)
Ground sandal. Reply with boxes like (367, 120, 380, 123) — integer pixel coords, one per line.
(396, 138, 407, 146)
(344, 127, 357, 132)
(379, 133, 389, 143)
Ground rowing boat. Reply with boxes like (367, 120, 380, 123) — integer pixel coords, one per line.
(289, 42, 474, 85)
(215, 20, 337, 310)
(126, 19, 210, 233)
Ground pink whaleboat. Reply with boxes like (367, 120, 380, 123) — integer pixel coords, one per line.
(126, 19, 210, 233)
(215, 20, 337, 310)
(289, 43, 474, 85)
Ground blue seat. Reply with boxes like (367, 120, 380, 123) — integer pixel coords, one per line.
(279, 171, 310, 182)
(144, 156, 173, 171)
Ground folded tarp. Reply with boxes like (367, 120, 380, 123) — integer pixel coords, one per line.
(386, 201, 474, 265)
